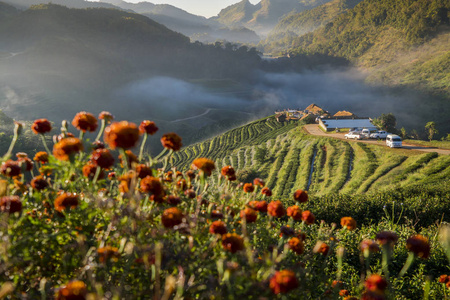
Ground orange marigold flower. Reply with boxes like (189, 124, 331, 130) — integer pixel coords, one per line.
(108, 172, 116, 180)
(161, 207, 184, 228)
(248, 200, 268, 213)
(176, 179, 188, 190)
(360, 239, 380, 254)
(82, 163, 104, 180)
(243, 183, 255, 193)
(31, 175, 49, 191)
(31, 118, 52, 134)
(301, 210, 315, 225)
(91, 140, 105, 150)
(160, 132, 182, 151)
(406, 235, 430, 259)
(364, 274, 387, 293)
(293, 189, 308, 203)
(228, 174, 237, 181)
(15, 152, 28, 159)
(54, 192, 79, 212)
(341, 217, 357, 230)
(211, 210, 224, 219)
(33, 151, 49, 163)
(287, 205, 302, 221)
(136, 164, 153, 179)
(267, 201, 286, 218)
(288, 237, 304, 254)
(72, 111, 98, 132)
(184, 189, 196, 199)
(104, 121, 140, 149)
(0, 160, 21, 177)
(53, 138, 84, 161)
(340, 290, 350, 297)
(313, 241, 330, 256)
(221, 233, 244, 253)
(97, 246, 120, 263)
(269, 270, 299, 294)
(118, 171, 136, 194)
(332, 280, 343, 288)
(375, 231, 398, 246)
(91, 148, 114, 169)
(53, 132, 75, 143)
(185, 170, 196, 180)
(0, 196, 22, 214)
(98, 111, 114, 122)
(280, 226, 295, 237)
(191, 158, 215, 176)
(18, 156, 33, 171)
(56, 280, 87, 300)
(119, 150, 138, 168)
(166, 195, 181, 206)
(253, 178, 265, 187)
(240, 207, 258, 223)
(438, 275, 449, 283)
(139, 120, 158, 135)
(261, 187, 272, 197)
(140, 176, 165, 203)
(209, 220, 227, 235)
(221, 165, 235, 177)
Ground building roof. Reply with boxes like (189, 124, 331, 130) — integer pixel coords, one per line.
(333, 110, 357, 118)
(305, 103, 326, 114)
(320, 119, 376, 129)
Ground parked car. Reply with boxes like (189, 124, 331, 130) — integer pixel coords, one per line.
(370, 130, 389, 139)
(386, 134, 402, 148)
(360, 129, 370, 139)
(345, 131, 362, 139)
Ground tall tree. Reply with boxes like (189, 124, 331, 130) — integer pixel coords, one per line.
(425, 121, 438, 141)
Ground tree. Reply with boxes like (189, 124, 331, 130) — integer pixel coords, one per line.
(425, 121, 438, 141)
(400, 127, 407, 139)
(374, 113, 397, 132)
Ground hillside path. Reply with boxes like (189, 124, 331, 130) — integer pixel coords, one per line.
(171, 108, 212, 123)
(304, 124, 450, 155)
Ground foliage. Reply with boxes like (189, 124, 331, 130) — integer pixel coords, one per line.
(373, 113, 397, 133)
(0, 112, 450, 299)
(425, 121, 439, 141)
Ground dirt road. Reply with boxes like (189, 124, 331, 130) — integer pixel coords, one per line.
(304, 124, 450, 155)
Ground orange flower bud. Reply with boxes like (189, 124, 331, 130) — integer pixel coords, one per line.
(269, 270, 298, 294)
(293, 189, 308, 203)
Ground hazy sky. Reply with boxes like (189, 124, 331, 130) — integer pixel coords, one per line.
(123, 0, 261, 17)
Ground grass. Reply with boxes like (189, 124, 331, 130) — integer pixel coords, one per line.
(403, 139, 450, 150)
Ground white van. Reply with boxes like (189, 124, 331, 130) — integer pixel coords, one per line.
(386, 135, 402, 148)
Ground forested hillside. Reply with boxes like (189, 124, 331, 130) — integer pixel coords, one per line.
(262, 0, 363, 53)
(285, 0, 450, 96)
(213, 0, 331, 35)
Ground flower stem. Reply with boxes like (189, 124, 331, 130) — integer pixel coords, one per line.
(40, 134, 51, 154)
(95, 119, 106, 142)
(139, 133, 148, 162)
(3, 134, 18, 160)
(398, 252, 415, 277)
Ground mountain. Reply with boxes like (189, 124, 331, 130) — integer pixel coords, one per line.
(0, 4, 264, 150)
(3, 0, 121, 9)
(288, 0, 450, 96)
(262, 0, 363, 53)
(0, 2, 19, 20)
(214, 0, 331, 35)
(100, 0, 260, 43)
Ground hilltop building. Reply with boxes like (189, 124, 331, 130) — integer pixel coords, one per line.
(274, 103, 377, 131)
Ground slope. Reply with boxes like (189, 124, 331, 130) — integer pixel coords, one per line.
(262, 0, 363, 53)
(214, 0, 331, 35)
(171, 116, 450, 198)
(290, 0, 450, 96)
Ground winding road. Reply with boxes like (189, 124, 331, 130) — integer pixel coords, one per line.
(170, 108, 212, 123)
(304, 124, 450, 155)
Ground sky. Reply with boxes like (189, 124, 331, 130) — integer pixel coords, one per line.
(123, 0, 261, 17)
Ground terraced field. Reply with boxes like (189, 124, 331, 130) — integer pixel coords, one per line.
(171, 116, 450, 196)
